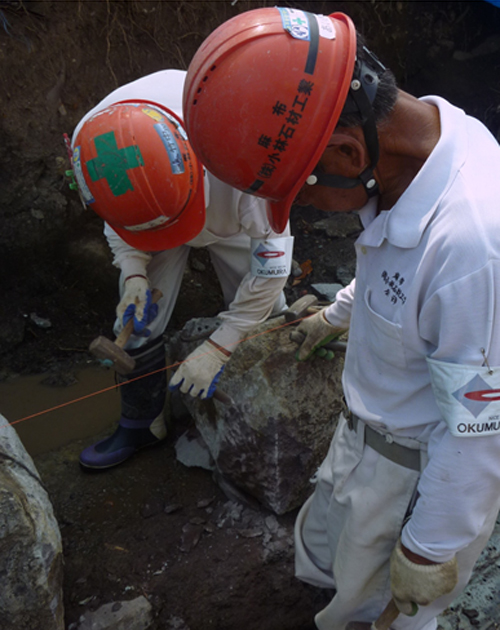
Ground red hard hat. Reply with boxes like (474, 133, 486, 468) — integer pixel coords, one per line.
(183, 7, 356, 233)
(72, 102, 205, 251)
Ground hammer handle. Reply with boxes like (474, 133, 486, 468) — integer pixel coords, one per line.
(345, 597, 399, 630)
(114, 288, 163, 348)
(372, 598, 399, 630)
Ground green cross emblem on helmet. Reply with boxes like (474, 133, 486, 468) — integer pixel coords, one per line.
(86, 131, 144, 196)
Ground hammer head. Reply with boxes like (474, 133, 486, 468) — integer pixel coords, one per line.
(89, 335, 135, 375)
(284, 294, 319, 323)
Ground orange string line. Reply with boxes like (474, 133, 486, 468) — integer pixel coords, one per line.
(3, 314, 313, 429)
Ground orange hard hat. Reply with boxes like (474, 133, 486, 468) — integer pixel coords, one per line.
(72, 102, 205, 251)
(183, 7, 357, 233)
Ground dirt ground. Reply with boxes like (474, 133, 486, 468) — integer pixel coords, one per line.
(2, 1, 500, 629)
(33, 412, 331, 630)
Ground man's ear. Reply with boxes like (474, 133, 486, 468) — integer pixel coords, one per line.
(325, 130, 368, 173)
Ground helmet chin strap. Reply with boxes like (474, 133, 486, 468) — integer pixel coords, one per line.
(307, 47, 386, 199)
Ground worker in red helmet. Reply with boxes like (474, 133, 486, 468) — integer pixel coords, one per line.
(183, 7, 500, 630)
(70, 69, 292, 470)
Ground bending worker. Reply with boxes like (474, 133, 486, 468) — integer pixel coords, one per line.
(182, 7, 500, 630)
(70, 69, 291, 470)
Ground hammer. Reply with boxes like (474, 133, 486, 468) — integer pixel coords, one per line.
(345, 598, 399, 630)
(89, 288, 163, 375)
(285, 294, 347, 353)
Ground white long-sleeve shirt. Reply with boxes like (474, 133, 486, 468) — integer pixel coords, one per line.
(103, 170, 290, 347)
(323, 96, 500, 561)
(73, 70, 290, 348)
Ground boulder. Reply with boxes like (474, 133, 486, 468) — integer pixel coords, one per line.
(167, 315, 345, 514)
(0, 413, 64, 630)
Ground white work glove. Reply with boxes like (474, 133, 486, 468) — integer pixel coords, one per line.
(116, 275, 158, 336)
(169, 339, 231, 399)
(390, 538, 458, 616)
(295, 309, 346, 361)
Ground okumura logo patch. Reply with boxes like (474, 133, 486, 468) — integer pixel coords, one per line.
(427, 357, 500, 437)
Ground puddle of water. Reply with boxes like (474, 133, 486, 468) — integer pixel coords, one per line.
(0, 367, 120, 456)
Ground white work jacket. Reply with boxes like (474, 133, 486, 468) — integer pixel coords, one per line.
(323, 96, 500, 562)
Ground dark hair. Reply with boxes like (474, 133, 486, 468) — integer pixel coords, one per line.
(336, 32, 398, 128)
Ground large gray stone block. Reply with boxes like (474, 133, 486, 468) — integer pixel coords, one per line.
(168, 316, 345, 514)
(0, 413, 64, 630)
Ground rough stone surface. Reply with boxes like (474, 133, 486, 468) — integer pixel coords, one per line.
(437, 514, 500, 630)
(168, 316, 345, 515)
(76, 595, 153, 630)
(174, 429, 215, 471)
(312, 214, 363, 239)
(0, 414, 64, 630)
(311, 283, 345, 302)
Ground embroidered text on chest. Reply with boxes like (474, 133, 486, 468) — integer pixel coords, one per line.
(381, 271, 407, 305)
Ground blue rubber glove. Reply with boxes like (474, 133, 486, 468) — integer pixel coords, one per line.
(169, 339, 231, 399)
(117, 276, 158, 336)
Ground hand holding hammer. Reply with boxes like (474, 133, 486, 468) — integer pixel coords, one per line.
(345, 598, 400, 630)
(89, 288, 163, 375)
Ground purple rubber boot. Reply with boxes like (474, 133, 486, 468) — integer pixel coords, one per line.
(80, 337, 167, 470)
(79, 415, 167, 469)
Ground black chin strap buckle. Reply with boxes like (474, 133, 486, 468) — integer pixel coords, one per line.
(358, 166, 379, 198)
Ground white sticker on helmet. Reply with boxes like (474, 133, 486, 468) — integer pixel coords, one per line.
(250, 236, 294, 278)
(315, 15, 336, 40)
(279, 8, 310, 41)
(153, 123, 185, 175)
(164, 111, 188, 140)
(72, 146, 95, 205)
(123, 215, 170, 232)
(278, 8, 336, 41)
(427, 357, 500, 437)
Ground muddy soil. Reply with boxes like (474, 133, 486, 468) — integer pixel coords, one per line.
(2, 1, 500, 629)
(33, 418, 331, 630)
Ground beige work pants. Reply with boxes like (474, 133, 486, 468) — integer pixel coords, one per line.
(294, 413, 497, 630)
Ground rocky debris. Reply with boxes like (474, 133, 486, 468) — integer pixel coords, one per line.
(437, 514, 500, 630)
(72, 595, 153, 630)
(189, 255, 206, 273)
(0, 413, 64, 630)
(336, 265, 356, 287)
(174, 427, 215, 471)
(165, 617, 190, 630)
(311, 283, 344, 302)
(179, 522, 204, 553)
(167, 315, 345, 515)
(30, 312, 52, 329)
(312, 213, 362, 239)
